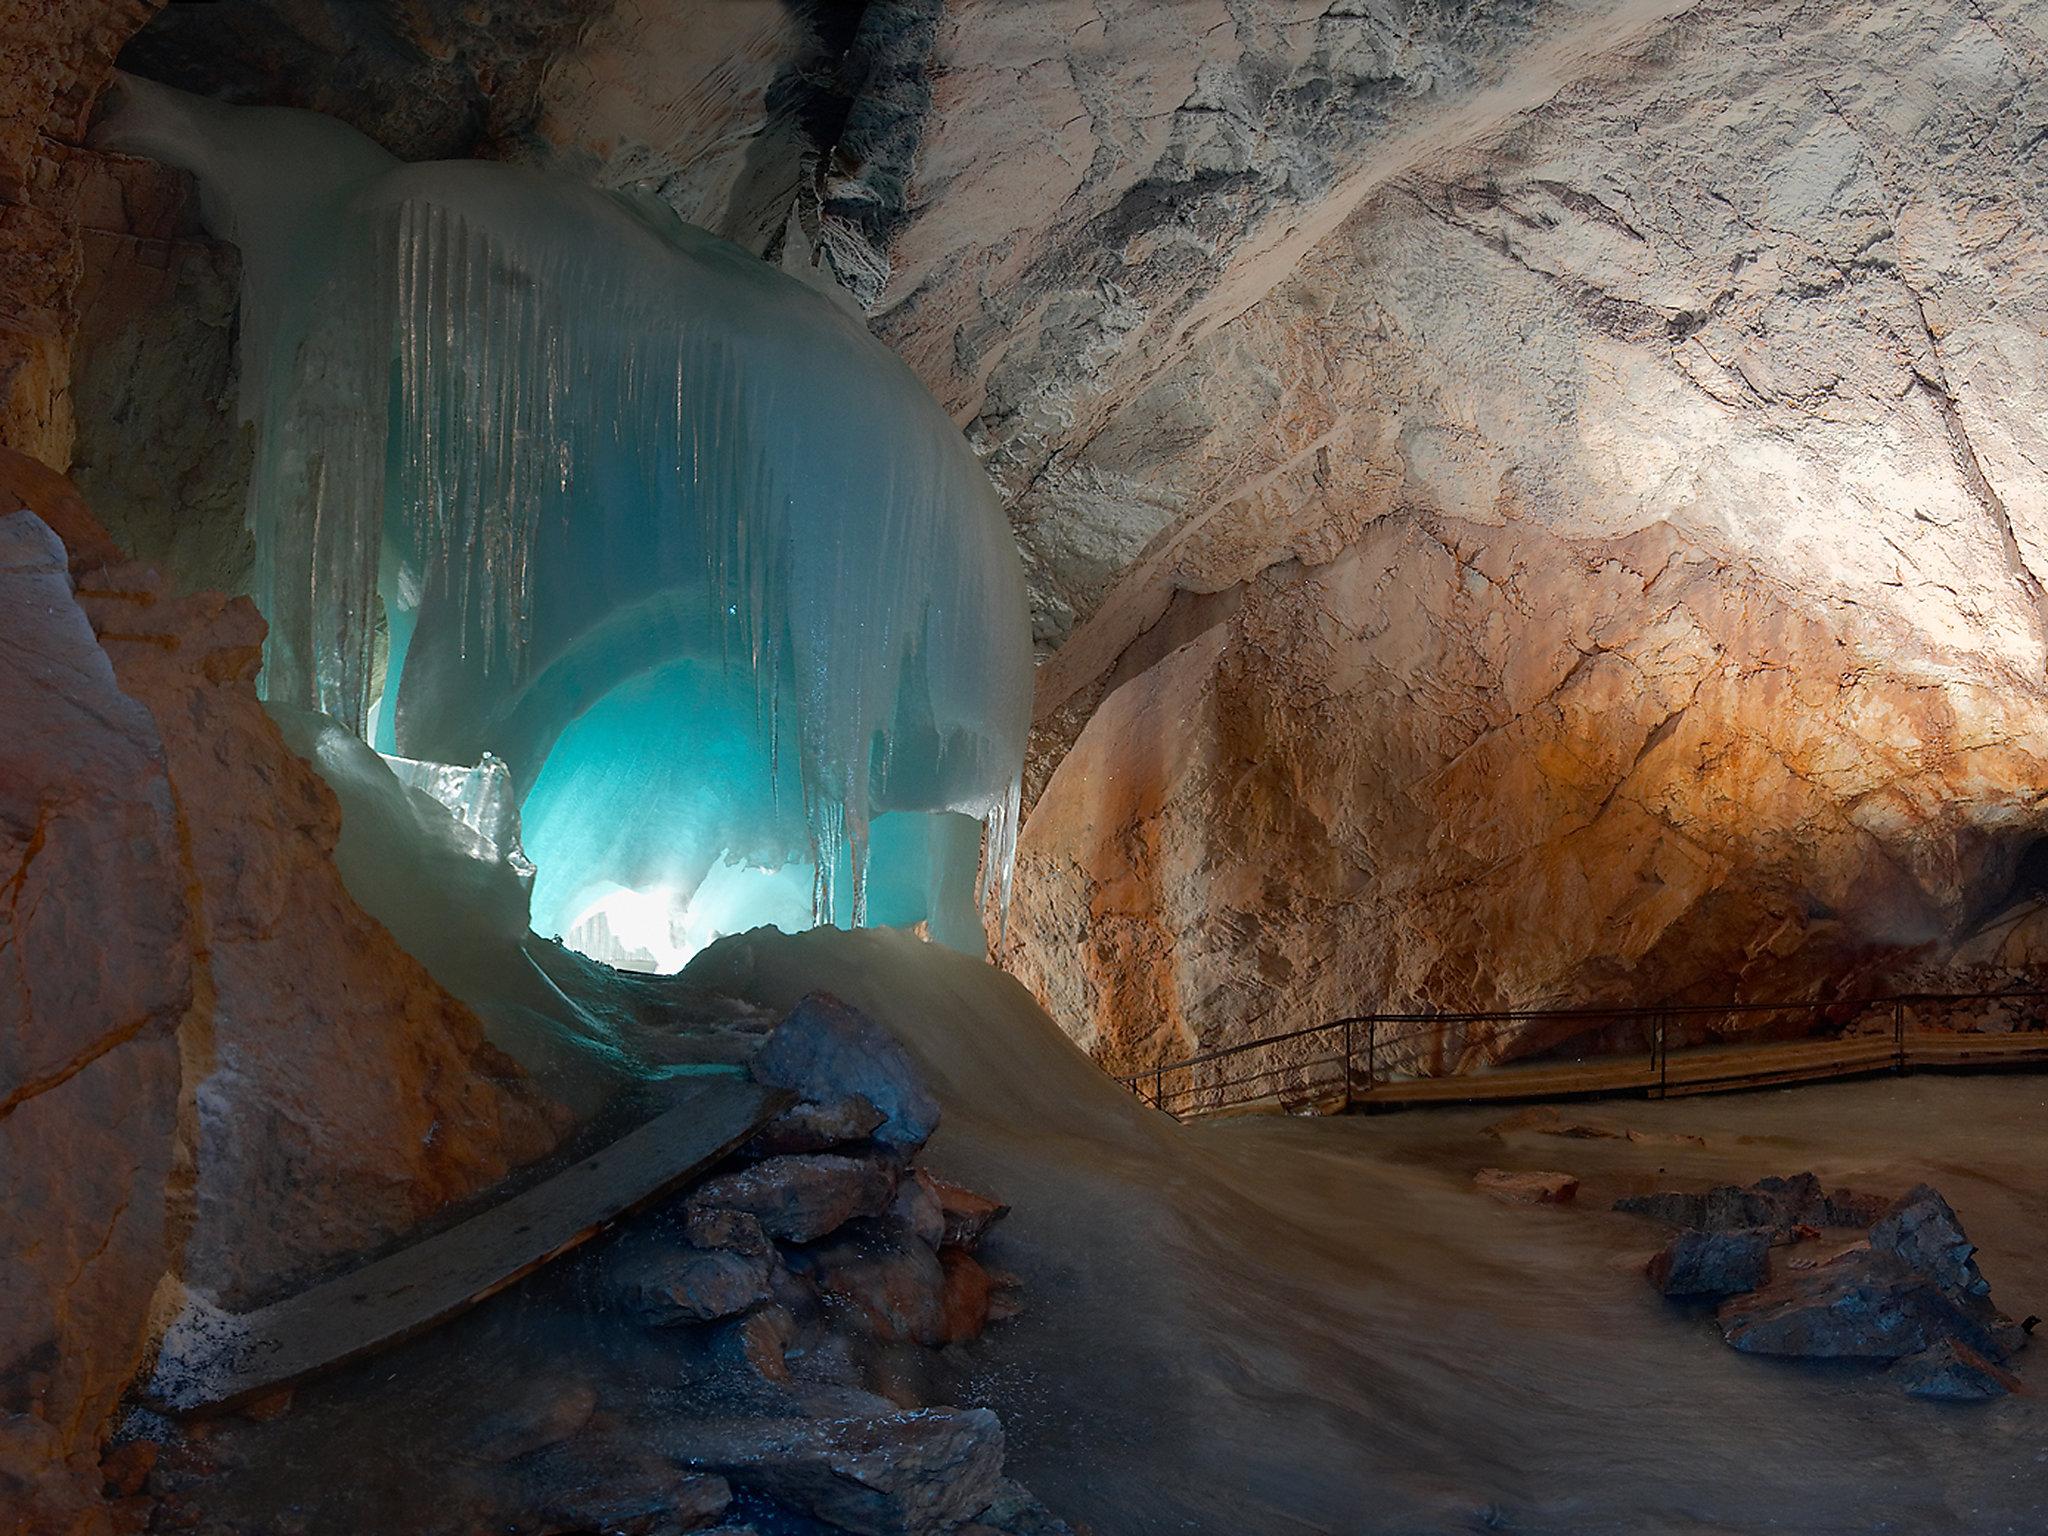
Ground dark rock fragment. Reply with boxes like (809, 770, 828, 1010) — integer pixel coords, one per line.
(751, 993, 941, 1153)
(688, 1154, 898, 1244)
(1647, 1229, 1772, 1299)
(676, 1407, 1004, 1536)
(803, 1224, 949, 1347)
(745, 1094, 889, 1158)
(619, 1246, 775, 1326)
(922, 1173, 1010, 1250)
(1892, 1338, 2022, 1402)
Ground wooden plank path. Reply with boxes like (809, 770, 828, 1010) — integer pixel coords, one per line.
(1178, 1031, 2048, 1119)
(146, 1074, 789, 1416)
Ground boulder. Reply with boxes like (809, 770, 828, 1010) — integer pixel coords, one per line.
(938, 1249, 998, 1344)
(619, 1247, 775, 1327)
(1892, 1339, 2023, 1402)
(751, 994, 941, 1154)
(1647, 1230, 1772, 1299)
(1474, 1169, 1579, 1205)
(891, 1172, 946, 1250)
(922, 1174, 1010, 1251)
(745, 1095, 888, 1158)
(1870, 1186, 1995, 1300)
(1615, 1173, 1881, 1237)
(688, 1154, 898, 1246)
(677, 1408, 1005, 1536)
(1718, 1244, 2024, 1366)
(1717, 1249, 1956, 1361)
(964, 1479, 1083, 1536)
(686, 1206, 775, 1260)
(803, 1226, 949, 1347)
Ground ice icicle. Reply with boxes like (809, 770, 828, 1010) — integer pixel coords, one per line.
(96, 76, 1032, 964)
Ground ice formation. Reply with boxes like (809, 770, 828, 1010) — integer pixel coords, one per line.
(93, 76, 1032, 966)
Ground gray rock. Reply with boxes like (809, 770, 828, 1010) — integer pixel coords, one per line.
(1718, 1244, 2024, 1365)
(745, 1095, 888, 1158)
(1647, 1229, 1771, 1299)
(676, 1407, 1004, 1536)
(688, 1154, 898, 1245)
(966, 1478, 1082, 1536)
(1717, 1249, 1952, 1361)
(1615, 1173, 1882, 1237)
(686, 1206, 774, 1259)
(751, 994, 941, 1154)
(619, 1247, 773, 1326)
(1892, 1338, 2021, 1402)
(1870, 1185, 1994, 1299)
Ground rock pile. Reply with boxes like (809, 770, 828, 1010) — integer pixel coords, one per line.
(137, 991, 1071, 1536)
(1623, 1176, 2029, 1401)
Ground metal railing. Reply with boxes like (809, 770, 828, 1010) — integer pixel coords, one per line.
(1114, 987, 2048, 1121)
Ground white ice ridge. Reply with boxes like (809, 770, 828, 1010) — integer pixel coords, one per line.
(94, 75, 1032, 958)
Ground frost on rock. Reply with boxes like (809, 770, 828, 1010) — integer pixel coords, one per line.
(93, 75, 1032, 968)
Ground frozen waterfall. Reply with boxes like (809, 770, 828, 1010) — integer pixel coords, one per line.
(93, 75, 1032, 966)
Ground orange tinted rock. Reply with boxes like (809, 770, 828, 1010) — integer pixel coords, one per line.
(938, 1248, 997, 1344)
(1474, 1169, 1580, 1206)
(72, 561, 564, 1305)
(0, 508, 184, 1533)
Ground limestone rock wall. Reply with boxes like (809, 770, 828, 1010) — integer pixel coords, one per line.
(0, 481, 184, 1536)
(1001, 0, 2048, 1069)
(0, 0, 163, 464)
(0, 456, 564, 1532)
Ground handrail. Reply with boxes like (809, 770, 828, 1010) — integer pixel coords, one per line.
(1113, 985, 2048, 1120)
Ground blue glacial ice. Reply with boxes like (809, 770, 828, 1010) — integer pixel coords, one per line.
(93, 75, 1032, 969)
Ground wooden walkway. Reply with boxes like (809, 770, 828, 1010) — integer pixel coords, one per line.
(146, 1074, 789, 1416)
(1174, 1030, 2048, 1121)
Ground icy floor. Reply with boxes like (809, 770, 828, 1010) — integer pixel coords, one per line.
(699, 928, 2048, 1536)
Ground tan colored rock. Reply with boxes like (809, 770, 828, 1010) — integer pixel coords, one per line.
(1003, 1, 2048, 1074)
(1474, 1170, 1580, 1206)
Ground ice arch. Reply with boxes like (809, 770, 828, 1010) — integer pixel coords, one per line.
(94, 76, 1031, 964)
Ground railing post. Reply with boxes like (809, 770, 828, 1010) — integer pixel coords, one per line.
(1154, 1064, 1164, 1112)
(1894, 998, 1905, 1074)
(1655, 1013, 1668, 1099)
(1368, 1019, 1377, 1094)
(1341, 1019, 1354, 1112)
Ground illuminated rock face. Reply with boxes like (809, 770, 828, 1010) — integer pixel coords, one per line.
(0, 459, 562, 1528)
(994, 0, 2048, 1068)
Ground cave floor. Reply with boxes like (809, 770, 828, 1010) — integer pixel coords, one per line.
(691, 929, 2048, 1536)
(1007, 1073, 2048, 1535)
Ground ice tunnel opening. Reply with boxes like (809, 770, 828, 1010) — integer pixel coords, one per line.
(519, 656, 994, 972)
(90, 74, 1034, 973)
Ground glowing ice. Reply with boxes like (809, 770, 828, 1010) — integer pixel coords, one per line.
(95, 76, 1032, 964)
